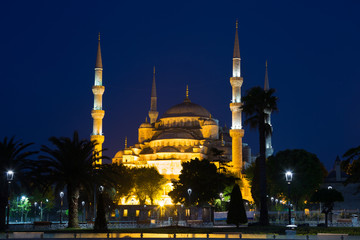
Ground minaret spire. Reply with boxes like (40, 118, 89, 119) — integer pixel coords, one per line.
(91, 33, 105, 164)
(264, 60, 273, 157)
(232, 19, 241, 77)
(148, 66, 159, 124)
(229, 20, 244, 177)
(95, 32, 103, 69)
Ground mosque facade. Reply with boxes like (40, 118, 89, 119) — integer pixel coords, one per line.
(91, 23, 273, 204)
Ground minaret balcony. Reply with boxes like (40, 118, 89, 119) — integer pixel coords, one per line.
(92, 85, 105, 94)
(230, 102, 242, 112)
(230, 77, 243, 87)
(91, 110, 105, 119)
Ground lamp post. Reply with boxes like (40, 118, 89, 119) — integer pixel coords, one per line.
(45, 199, 49, 221)
(34, 202, 37, 222)
(187, 188, 192, 205)
(285, 171, 293, 225)
(159, 200, 164, 222)
(219, 192, 224, 210)
(59, 191, 64, 224)
(6, 170, 14, 228)
(82, 201, 85, 223)
(21, 196, 26, 223)
(40, 201, 43, 221)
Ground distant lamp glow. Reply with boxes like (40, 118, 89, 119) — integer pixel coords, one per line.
(285, 171, 293, 183)
(59, 192, 64, 199)
(99, 185, 104, 193)
(285, 171, 293, 225)
(6, 170, 14, 182)
(21, 196, 26, 201)
(159, 200, 165, 207)
(328, 186, 333, 190)
(187, 188, 192, 196)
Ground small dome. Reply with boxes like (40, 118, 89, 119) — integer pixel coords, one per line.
(114, 150, 123, 158)
(162, 101, 211, 118)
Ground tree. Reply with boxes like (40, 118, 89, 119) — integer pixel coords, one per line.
(310, 188, 344, 227)
(0, 137, 37, 231)
(241, 86, 278, 225)
(227, 184, 247, 227)
(101, 163, 134, 204)
(131, 167, 166, 205)
(342, 145, 360, 192)
(169, 158, 235, 206)
(267, 149, 327, 209)
(37, 131, 105, 228)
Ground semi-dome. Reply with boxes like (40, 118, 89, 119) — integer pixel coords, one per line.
(204, 119, 217, 125)
(139, 122, 152, 128)
(162, 101, 211, 118)
(155, 130, 196, 140)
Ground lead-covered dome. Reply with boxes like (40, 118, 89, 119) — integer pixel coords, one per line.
(162, 101, 211, 118)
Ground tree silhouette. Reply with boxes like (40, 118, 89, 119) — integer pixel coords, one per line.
(242, 86, 278, 225)
(310, 188, 344, 227)
(227, 184, 247, 227)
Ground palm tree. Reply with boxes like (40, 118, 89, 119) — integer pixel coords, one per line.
(241, 86, 278, 225)
(38, 131, 105, 228)
(0, 137, 37, 231)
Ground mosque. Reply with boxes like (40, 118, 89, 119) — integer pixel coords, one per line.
(89, 22, 273, 204)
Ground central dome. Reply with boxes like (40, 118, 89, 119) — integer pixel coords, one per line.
(162, 101, 211, 118)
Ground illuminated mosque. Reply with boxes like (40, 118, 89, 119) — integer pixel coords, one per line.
(90, 22, 273, 204)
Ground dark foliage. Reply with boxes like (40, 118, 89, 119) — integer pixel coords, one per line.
(267, 149, 327, 209)
(169, 158, 235, 206)
(342, 145, 360, 193)
(36, 131, 108, 228)
(0, 137, 37, 231)
(310, 188, 344, 227)
(241, 86, 278, 225)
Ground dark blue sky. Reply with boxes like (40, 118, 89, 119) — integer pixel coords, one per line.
(2, 1, 359, 170)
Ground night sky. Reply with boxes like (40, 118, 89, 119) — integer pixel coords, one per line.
(2, 1, 360, 171)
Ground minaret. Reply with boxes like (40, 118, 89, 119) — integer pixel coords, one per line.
(148, 66, 158, 124)
(91, 33, 105, 164)
(229, 20, 245, 176)
(264, 61, 274, 157)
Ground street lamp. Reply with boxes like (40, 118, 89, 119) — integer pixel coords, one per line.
(60, 191, 64, 224)
(21, 196, 26, 223)
(82, 201, 85, 223)
(159, 199, 165, 221)
(6, 170, 14, 228)
(285, 171, 293, 225)
(34, 202, 37, 222)
(187, 188, 192, 205)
